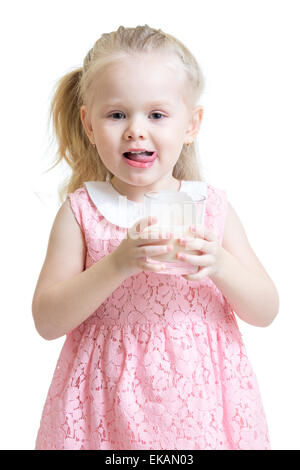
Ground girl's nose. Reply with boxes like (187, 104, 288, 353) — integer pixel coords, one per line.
(123, 118, 146, 141)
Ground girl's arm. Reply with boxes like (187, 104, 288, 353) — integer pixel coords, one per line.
(32, 200, 126, 340)
(210, 202, 279, 327)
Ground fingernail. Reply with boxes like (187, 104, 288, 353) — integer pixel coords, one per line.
(166, 245, 173, 252)
(190, 225, 196, 233)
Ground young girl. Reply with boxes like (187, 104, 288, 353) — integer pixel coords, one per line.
(32, 25, 279, 450)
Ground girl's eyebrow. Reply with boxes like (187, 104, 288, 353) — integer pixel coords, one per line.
(102, 100, 173, 109)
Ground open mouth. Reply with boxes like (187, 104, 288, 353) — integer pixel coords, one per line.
(122, 151, 157, 162)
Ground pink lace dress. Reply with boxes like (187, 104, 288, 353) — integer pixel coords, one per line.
(35, 180, 270, 450)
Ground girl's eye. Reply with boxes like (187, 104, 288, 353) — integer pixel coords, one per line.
(108, 112, 165, 120)
(150, 112, 164, 120)
(109, 112, 125, 120)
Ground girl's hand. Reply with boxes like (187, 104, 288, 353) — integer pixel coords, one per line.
(110, 216, 173, 278)
(177, 225, 223, 281)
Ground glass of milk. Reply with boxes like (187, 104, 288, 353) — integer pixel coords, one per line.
(143, 189, 206, 275)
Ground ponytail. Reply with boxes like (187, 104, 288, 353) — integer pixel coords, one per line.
(48, 68, 109, 203)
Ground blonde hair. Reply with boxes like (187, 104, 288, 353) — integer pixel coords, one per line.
(48, 25, 205, 202)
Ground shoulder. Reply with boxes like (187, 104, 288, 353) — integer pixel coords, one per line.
(32, 198, 87, 308)
(206, 182, 227, 210)
(222, 201, 246, 250)
(222, 200, 270, 277)
(206, 181, 225, 195)
(49, 198, 86, 252)
(67, 185, 95, 228)
(203, 182, 228, 240)
(203, 182, 270, 278)
(68, 185, 90, 208)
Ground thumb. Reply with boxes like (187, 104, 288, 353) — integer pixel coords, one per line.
(128, 215, 158, 240)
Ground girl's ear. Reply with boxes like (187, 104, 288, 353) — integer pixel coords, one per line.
(80, 105, 95, 144)
(185, 106, 203, 142)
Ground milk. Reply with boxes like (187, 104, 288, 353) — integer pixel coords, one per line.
(141, 223, 201, 262)
(143, 189, 206, 274)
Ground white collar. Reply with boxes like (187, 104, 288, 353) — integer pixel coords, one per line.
(84, 180, 207, 228)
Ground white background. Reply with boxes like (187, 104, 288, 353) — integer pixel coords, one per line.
(1, 0, 299, 450)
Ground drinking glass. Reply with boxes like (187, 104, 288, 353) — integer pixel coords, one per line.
(143, 189, 206, 275)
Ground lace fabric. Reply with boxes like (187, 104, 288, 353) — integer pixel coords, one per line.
(35, 181, 270, 450)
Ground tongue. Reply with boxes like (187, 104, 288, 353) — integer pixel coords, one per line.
(126, 151, 156, 162)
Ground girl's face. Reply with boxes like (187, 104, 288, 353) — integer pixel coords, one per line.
(81, 52, 202, 201)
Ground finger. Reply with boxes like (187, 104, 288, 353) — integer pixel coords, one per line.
(135, 244, 173, 258)
(178, 238, 215, 254)
(203, 227, 218, 242)
(139, 257, 167, 272)
(182, 266, 212, 281)
(137, 216, 158, 233)
(189, 225, 218, 242)
(176, 252, 215, 267)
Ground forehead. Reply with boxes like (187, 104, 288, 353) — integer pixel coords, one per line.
(91, 53, 187, 106)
